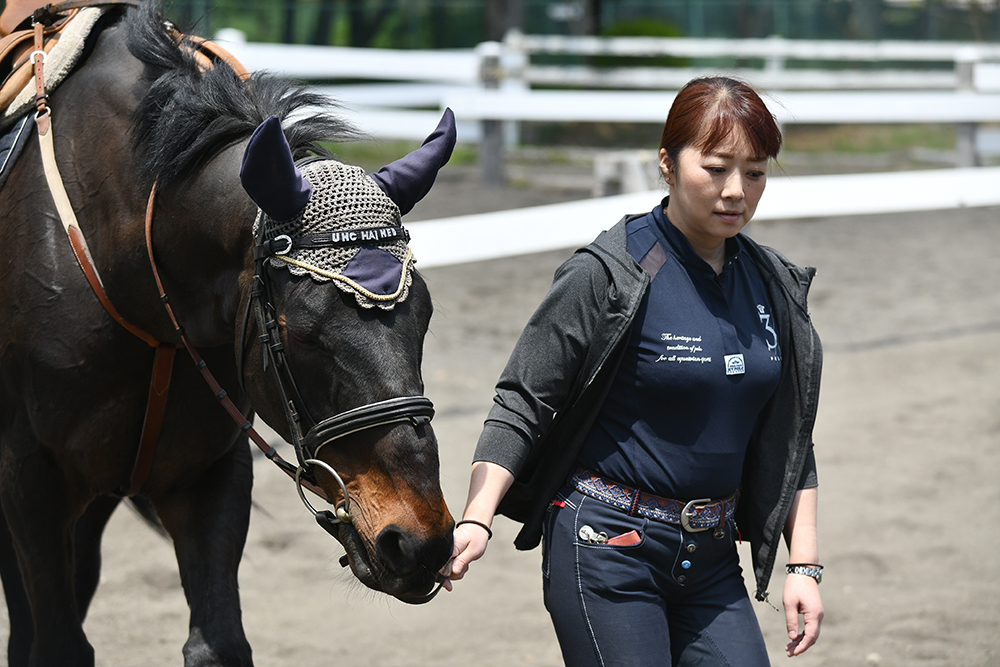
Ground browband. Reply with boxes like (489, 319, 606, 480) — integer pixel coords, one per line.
(254, 225, 410, 260)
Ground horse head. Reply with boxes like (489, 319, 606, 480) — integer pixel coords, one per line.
(237, 110, 456, 602)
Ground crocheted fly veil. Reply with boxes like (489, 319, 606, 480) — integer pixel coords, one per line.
(241, 109, 456, 310)
(252, 160, 412, 309)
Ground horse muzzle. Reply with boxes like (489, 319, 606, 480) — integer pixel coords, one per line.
(334, 520, 453, 604)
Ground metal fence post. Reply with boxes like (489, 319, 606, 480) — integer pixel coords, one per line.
(955, 47, 980, 168)
(477, 41, 506, 187)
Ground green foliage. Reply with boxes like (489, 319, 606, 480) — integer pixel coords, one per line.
(157, 1, 999, 46)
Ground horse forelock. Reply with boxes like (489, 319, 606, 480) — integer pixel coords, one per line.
(122, 0, 357, 191)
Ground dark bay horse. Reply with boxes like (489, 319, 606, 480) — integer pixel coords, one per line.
(0, 2, 455, 664)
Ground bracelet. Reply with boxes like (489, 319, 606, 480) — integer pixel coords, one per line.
(785, 563, 823, 584)
(456, 519, 492, 540)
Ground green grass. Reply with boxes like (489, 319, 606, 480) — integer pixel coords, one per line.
(783, 124, 957, 154)
(322, 122, 971, 174)
(324, 140, 478, 172)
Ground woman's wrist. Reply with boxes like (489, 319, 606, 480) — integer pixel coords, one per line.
(456, 518, 493, 540)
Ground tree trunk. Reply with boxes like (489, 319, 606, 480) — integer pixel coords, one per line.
(312, 0, 337, 45)
(486, 0, 523, 42)
(348, 0, 393, 47)
(282, 0, 297, 43)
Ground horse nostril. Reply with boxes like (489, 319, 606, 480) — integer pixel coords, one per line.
(375, 525, 419, 574)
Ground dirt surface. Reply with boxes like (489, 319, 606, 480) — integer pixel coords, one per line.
(3, 164, 999, 666)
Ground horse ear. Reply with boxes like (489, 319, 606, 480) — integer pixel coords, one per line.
(240, 115, 312, 221)
(370, 107, 456, 216)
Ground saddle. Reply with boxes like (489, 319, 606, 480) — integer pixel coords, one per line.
(0, 1, 247, 128)
(0, 2, 121, 127)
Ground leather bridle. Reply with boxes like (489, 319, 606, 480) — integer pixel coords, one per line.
(236, 208, 436, 530)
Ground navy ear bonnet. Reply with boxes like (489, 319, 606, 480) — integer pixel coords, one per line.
(240, 109, 456, 309)
(240, 116, 312, 221)
(370, 108, 456, 216)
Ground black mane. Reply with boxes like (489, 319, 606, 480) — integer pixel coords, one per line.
(124, 1, 356, 189)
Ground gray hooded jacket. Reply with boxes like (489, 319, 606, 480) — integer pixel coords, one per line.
(474, 212, 822, 602)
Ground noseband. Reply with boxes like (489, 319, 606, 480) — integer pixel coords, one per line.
(237, 213, 435, 529)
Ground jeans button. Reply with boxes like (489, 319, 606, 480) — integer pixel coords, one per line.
(677, 574, 687, 584)
(681, 560, 692, 569)
(686, 543, 697, 553)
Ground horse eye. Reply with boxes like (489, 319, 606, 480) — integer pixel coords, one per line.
(283, 316, 322, 347)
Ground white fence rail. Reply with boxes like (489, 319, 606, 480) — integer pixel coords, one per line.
(513, 33, 1000, 63)
(217, 30, 1000, 177)
(219, 30, 1000, 91)
(438, 89, 1000, 124)
(511, 33, 1000, 91)
(219, 43, 478, 84)
(410, 167, 1000, 268)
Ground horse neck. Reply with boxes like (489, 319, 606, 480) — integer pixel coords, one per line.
(147, 143, 258, 348)
(24, 13, 255, 350)
(36, 19, 171, 343)
(58, 102, 254, 348)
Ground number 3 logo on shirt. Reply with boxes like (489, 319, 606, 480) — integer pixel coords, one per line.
(757, 304, 779, 352)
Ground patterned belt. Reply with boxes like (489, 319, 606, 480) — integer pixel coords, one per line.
(570, 467, 739, 532)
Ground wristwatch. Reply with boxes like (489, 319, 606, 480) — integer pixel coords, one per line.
(785, 563, 823, 584)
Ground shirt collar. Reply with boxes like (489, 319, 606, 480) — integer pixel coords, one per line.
(651, 196, 742, 275)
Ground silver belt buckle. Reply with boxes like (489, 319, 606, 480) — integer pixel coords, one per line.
(680, 498, 713, 532)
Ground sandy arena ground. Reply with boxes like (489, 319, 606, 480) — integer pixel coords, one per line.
(2, 166, 998, 666)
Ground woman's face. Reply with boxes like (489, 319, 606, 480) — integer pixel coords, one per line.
(659, 131, 768, 251)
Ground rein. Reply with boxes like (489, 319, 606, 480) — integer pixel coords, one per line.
(140, 184, 331, 503)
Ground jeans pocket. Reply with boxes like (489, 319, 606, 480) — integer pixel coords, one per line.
(541, 493, 570, 580)
(577, 510, 648, 552)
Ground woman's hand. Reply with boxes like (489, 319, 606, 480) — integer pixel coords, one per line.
(442, 521, 492, 591)
(442, 461, 515, 592)
(783, 571, 824, 656)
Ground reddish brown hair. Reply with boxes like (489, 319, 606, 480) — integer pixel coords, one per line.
(659, 77, 781, 164)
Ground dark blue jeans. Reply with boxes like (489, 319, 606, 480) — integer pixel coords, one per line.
(542, 487, 770, 667)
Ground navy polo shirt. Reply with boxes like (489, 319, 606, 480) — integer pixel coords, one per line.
(577, 201, 782, 500)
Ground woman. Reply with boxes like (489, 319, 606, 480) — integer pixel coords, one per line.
(446, 77, 824, 666)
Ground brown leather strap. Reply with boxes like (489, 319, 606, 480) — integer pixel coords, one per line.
(41, 0, 138, 13)
(143, 185, 330, 502)
(181, 33, 250, 79)
(38, 115, 174, 494)
(33, 53, 177, 495)
(32, 19, 46, 111)
(124, 343, 176, 495)
(66, 226, 162, 347)
(37, 110, 162, 347)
